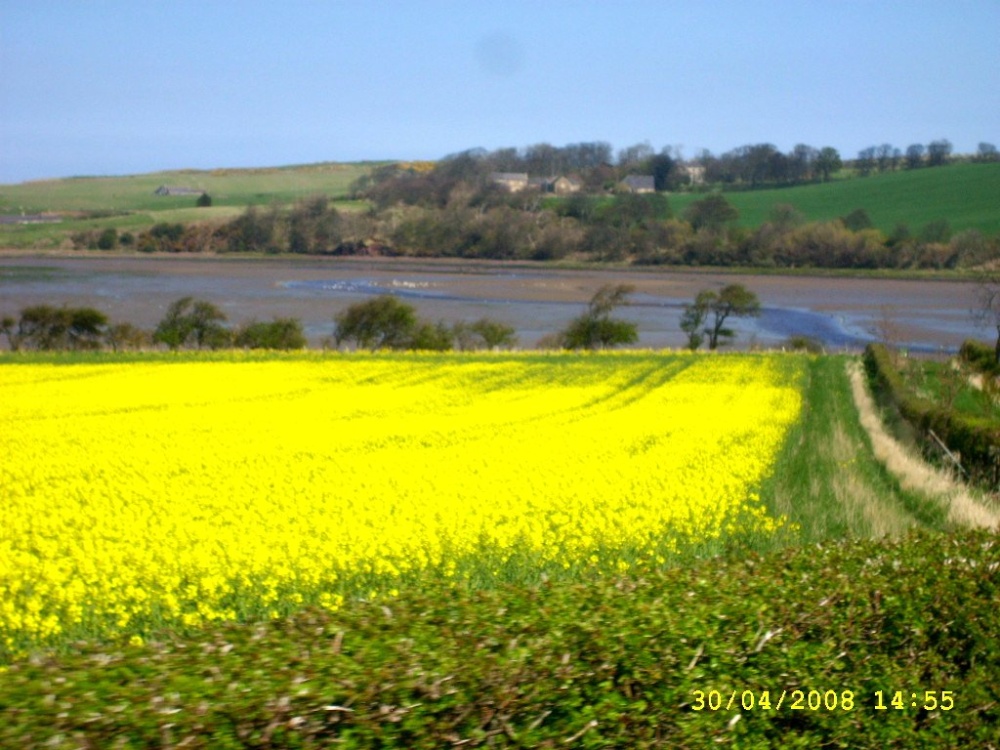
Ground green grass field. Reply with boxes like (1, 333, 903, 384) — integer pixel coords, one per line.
(670, 162, 1000, 236)
(0, 162, 377, 213)
(0, 163, 378, 249)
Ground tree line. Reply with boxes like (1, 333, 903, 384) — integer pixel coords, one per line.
(0, 302, 307, 352)
(72, 189, 999, 271)
(0, 298, 520, 353)
(854, 140, 999, 176)
(1, 282, 773, 354)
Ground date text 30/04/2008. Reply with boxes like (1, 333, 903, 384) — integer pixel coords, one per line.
(690, 689, 955, 712)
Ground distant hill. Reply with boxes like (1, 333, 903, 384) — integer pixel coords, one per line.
(0, 162, 381, 249)
(0, 162, 380, 214)
(670, 163, 1000, 236)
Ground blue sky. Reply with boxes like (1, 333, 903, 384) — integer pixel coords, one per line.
(2, 1, 998, 183)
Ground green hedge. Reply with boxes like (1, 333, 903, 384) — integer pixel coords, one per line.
(2, 530, 1000, 748)
(864, 343, 1000, 488)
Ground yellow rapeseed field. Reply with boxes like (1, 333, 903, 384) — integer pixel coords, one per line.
(1, 352, 804, 657)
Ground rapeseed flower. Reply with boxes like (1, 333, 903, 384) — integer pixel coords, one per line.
(0, 352, 804, 657)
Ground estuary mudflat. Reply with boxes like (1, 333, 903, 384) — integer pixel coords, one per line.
(0, 254, 984, 351)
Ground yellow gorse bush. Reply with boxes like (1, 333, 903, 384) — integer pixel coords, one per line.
(1, 352, 804, 657)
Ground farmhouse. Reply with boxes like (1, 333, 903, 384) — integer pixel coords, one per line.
(680, 164, 706, 185)
(620, 175, 655, 193)
(553, 176, 582, 194)
(489, 173, 529, 192)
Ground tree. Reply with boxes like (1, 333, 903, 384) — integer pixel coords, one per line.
(743, 143, 782, 187)
(470, 318, 517, 349)
(196, 192, 213, 207)
(683, 194, 739, 232)
(104, 322, 149, 352)
(453, 318, 518, 350)
(560, 284, 638, 350)
(154, 297, 229, 350)
(919, 219, 951, 244)
(409, 321, 454, 351)
(905, 144, 925, 169)
(815, 147, 842, 182)
(789, 144, 818, 183)
(976, 142, 999, 163)
(333, 295, 419, 350)
(681, 284, 761, 350)
(617, 141, 654, 168)
(649, 151, 676, 191)
(0, 315, 16, 350)
(875, 143, 898, 172)
(841, 208, 874, 232)
(856, 147, 877, 177)
(13, 306, 64, 349)
(926, 139, 952, 167)
(973, 274, 1000, 363)
(66, 307, 110, 349)
(234, 318, 307, 350)
(680, 293, 709, 350)
(768, 203, 805, 231)
(601, 192, 671, 228)
(12, 305, 108, 350)
(226, 206, 276, 253)
(97, 228, 118, 250)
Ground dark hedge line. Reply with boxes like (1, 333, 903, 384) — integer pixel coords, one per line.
(2, 530, 999, 748)
(864, 343, 1000, 488)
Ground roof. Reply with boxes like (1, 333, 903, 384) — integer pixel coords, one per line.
(490, 172, 529, 182)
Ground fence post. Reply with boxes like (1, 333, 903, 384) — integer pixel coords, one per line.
(927, 429, 967, 479)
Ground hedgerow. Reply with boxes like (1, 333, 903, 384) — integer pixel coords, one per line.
(864, 343, 1000, 488)
(2, 530, 997, 748)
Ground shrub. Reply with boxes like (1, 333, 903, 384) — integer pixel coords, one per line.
(959, 339, 1000, 376)
(12, 305, 109, 350)
(153, 297, 229, 350)
(234, 318, 307, 350)
(96, 228, 118, 250)
(785, 335, 824, 353)
(334, 296, 420, 350)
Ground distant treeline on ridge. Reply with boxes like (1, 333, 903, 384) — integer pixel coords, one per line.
(70, 138, 1000, 270)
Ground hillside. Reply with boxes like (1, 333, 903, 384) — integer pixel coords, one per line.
(0, 162, 378, 249)
(670, 162, 1000, 235)
(0, 162, 378, 213)
(2, 160, 998, 258)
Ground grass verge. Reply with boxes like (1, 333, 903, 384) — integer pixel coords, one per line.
(758, 356, 947, 542)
